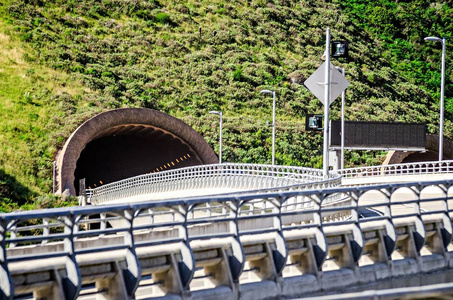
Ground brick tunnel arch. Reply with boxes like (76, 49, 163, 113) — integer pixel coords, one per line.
(57, 108, 218, 196)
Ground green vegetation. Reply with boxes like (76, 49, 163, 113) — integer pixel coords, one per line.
(0, 0, 451, 210)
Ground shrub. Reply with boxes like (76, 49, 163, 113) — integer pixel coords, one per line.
(155, 12, 171, 24)
(232, 66, 243, 82)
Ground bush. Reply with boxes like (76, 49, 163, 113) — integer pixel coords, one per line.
(155, 12, 171, 24)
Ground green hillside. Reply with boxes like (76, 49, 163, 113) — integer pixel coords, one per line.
(0, 0, 451, 210)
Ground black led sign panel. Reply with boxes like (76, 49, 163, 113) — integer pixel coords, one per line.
(330, 121, 426, 150)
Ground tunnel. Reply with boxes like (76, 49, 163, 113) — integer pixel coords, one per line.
(57, 108, 218, 196)
(384, 134, 453, 165)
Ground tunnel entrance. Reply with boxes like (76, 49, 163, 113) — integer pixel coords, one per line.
(384, 135, 453, 165)
(401, 150, 442, 163)
(74, 125, 201, 192)
(57, 108, 217, 196)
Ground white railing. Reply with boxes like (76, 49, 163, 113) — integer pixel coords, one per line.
(84, 160, 453, 205)
(338, 160, 453, 178)
(86, 163, 339, 205)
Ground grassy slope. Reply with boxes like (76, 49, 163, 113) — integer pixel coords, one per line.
(0, 0, 451, 208)
(0, 18, 102, 208)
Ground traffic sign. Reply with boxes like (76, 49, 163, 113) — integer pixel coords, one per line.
(332, 41, 348, 58)
(304, 62, 349, 106)
(305, 114, 323, 131)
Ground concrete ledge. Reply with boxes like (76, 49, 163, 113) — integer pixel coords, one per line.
(321, 269, 356, 290)
(281, 274, 319, 297)
(239, 281, 279, 300)
(190, 286, 235, 300)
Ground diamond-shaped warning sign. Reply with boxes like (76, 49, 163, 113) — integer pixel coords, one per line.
(304, 62, 349, 106)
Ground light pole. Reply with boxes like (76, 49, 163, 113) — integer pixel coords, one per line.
(260, 90, 276, 165)
(335, 66, 346, 169)
(53, 161, 56, 196)
(209, 111, 223, 163)
(424, 36, 446, 161)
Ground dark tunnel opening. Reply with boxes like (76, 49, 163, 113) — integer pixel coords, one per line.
(401, 150, 451, 164)
(401, 150, 439, 163)
(74, 129, 201, 194)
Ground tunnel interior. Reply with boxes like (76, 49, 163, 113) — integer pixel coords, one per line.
(402, 151, 438, 163)
(402, 150, 452, 164)
(74, 124, 201, 194)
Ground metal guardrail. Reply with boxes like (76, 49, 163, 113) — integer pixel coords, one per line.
(338, 160, 453, 178)
(85, 163, 338, 205)
(2, 179, 453, 299)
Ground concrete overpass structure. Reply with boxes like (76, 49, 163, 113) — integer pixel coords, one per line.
(3, 161, 453, 299)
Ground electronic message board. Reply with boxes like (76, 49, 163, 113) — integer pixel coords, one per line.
(330, 121, 426, 150)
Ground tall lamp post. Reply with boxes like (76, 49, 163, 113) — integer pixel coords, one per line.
(323, 28, 331, 179)
(424, 36, 446, 161)
(260, 90, 276, 165)
(209, 111, 223, 164)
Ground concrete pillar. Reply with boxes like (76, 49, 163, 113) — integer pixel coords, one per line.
(329, 150, 340, 171)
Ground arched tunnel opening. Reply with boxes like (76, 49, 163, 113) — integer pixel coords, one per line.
(57, 108, 218, 196)
(385, 135, 453, 165)
(401, 150, 442, 163)
(73, 125, 202, 193)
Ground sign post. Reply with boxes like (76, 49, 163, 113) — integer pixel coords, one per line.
(304, 29, 350, 179)
(336, 67, 346, 170)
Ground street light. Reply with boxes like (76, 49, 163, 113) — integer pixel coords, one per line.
(209, 111, 223, 163)
(323, 28, 331, 179)
(424, 36, 446, 161)
(53, 161, 56, 196)
(260, 90, 276, 165)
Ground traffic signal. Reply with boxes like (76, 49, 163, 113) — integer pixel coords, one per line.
(305, 114, 323, 131)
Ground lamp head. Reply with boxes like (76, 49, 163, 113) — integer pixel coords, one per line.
(209, 111, 220, 115)
(260, 90, 273, 94)
(424, 36, 441, 42)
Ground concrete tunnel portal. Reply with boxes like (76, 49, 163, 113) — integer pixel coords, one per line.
(57, 108, 218, 196)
